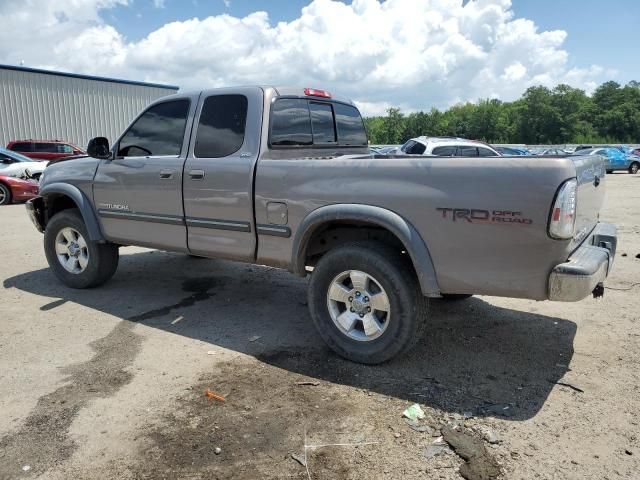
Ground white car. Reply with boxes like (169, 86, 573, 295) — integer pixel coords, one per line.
(0, 147, 48, 179)
(394, 136, 500, 157)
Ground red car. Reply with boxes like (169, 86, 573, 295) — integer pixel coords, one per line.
(0, 175, 40, 205)
(6, 140, 85, 161)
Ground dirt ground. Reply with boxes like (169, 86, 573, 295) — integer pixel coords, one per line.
(0, 174, 638, 480)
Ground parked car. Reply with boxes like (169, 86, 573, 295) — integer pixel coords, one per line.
(494, 146, 530, 155)
(536, 148, 568, 156)
(573, 147, 639, 174)
(6, 140, 85, 161)
(0, 147, 48, 179)
(27, 86, 616, 364)
(0, 175, 39, 205)
(395, 137, 500, 156)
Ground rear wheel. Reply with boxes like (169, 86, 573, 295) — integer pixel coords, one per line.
(0, 183, 11, 205)
(44, 209, 119, 288)
(629, 162, 639, 175)
(308, 242, 427, 364)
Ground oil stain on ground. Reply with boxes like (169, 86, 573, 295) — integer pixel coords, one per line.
(0, 321, 142, 478)
(128, 277, 223, 322)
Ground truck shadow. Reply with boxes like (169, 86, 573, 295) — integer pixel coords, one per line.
(4, 250, 577, 421)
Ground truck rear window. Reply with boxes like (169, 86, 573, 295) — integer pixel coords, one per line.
(270, 98, 367, 147)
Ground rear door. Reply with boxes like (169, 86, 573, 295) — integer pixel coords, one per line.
(183, 87, 263, 261)
(93, 94, 197, 251)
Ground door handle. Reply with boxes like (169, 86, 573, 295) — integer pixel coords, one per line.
(188, 169, 205, 180)
(159, 169, 174, 179)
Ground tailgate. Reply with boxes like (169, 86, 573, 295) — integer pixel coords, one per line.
(570, 154, 607, 247)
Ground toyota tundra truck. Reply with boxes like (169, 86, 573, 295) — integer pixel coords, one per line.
(26, 86, 617, 364)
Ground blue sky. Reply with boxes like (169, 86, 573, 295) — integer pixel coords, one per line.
(511, 0, 639, 84)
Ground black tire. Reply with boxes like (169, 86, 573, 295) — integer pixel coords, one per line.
(606, 170, 613, 174)
(44, 209, 119, 288)
(308, 242, 427, 364)
(0, 182, 12, 206)
(629, 162, 639, 175)
(441, 294, 473, 301)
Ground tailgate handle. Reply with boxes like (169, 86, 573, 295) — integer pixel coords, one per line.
(189, 170, 205, 180)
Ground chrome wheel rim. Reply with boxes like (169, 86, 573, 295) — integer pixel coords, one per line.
(326, 270, 391, 342)
(0, 186, 7, 204)
(55, 227, 89, 274)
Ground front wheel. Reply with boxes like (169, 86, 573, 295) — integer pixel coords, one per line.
(308, 242, 427, 364)
(0, 183, 12, 205)
(629, 162, 639, 175)
(44, 209, 119, 288)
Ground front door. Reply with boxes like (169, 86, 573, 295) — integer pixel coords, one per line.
(93, 95, 196, 251)
(183, 87, 263, 261)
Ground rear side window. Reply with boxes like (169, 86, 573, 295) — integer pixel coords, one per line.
(118, 99, 190, 157)
(271, 99, 312, 146)
(334, 103, 367, 146)
(404, 142, 426, 155)
(270, 98, 368, 147)
(195, 95, 248, 158)
(10, 142, 32, 152)
(35, 143, 57, 152)
(477, 147, 497, 157)
(309, 102, 336, 144)
(432, 146, 456, 156)
(456, 146, 479, 157)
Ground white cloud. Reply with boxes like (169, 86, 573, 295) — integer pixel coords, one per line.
(153, 0, 166, 8)
(0, 0, 611, 116)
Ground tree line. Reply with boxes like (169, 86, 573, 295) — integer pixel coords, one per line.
(364, 81, 640, 145)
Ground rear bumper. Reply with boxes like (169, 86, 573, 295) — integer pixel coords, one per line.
(548, 222, 617, 301)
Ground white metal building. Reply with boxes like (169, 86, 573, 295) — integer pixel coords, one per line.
(0, 64, 179, 149)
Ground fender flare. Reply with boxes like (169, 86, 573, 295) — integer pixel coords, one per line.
(291, 204, 441, 297)
(40, 182, 105, 242)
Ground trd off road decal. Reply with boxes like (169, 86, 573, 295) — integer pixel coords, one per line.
(436, 208, 532, 225)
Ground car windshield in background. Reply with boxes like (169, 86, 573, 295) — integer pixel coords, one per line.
(0, 148, 33, 162)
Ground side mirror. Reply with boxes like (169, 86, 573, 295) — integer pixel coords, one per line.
(87, 137, 111, 160)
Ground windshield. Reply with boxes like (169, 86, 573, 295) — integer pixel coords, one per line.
(0, 149, 33, 162)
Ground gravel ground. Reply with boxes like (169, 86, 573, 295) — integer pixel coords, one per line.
(0, 173, 638, 480)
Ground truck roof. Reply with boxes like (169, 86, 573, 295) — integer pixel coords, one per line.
(168, 86, 357, 106)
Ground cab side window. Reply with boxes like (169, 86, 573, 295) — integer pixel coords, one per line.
(195, 95, 248, 158)
(118, 100, 190, 157)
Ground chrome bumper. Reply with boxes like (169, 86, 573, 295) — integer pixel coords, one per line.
(548, 222, 617, 301)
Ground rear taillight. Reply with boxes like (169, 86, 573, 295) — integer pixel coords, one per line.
(548, 179, 577, 239)
(304, 88, 332, 98)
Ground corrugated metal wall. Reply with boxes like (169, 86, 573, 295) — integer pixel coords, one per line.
(0, 67, 177, 149)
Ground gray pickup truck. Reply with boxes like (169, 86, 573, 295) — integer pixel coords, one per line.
(26, 86, 617, 363)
